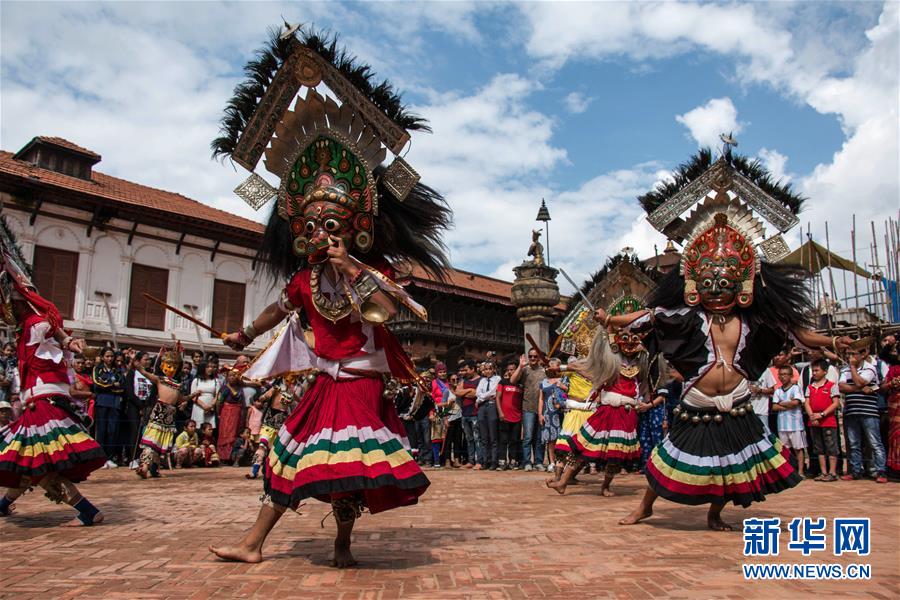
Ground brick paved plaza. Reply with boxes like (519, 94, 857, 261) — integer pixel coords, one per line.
(1, 468, 898, 599)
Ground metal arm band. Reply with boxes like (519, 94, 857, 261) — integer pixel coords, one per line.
(352, 271, 380, 303)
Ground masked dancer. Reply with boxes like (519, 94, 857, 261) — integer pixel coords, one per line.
(608, 151, 851, 530)
(135, 349, 194, 479)
(548, 327, 648, 497)
(0, 218, 106, 525)
(207, 23, 450, 567)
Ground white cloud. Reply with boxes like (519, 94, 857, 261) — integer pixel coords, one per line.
(563, 91, 593, 114)
(758, 148, 791, 183)
(518, 1, 898, 260)
(675, 97, 743, 148)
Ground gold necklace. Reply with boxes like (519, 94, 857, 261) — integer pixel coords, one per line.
(310, 264, 352, 322)
(619, 357, 640, 378)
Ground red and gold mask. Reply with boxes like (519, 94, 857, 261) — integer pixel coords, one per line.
(681, 213, 755, 313)
(290, 201, 356, 264)
(613, 330, 646, 357)
(280, 135, 377, 260)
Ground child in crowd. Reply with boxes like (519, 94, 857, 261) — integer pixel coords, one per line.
(772, 364, 807, 477)
(199, 422, 220, 467)
(230, 428, 253, 466)
(804, 359, 841, 482)
(430, 401, 446, 469)
(175, 420, 203, 468)
(0, 400, 12, 430)
(247, 397, 264, 444)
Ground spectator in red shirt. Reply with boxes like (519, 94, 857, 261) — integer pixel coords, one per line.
(804, 359, 840, 481)
(496, 362, 523, 470)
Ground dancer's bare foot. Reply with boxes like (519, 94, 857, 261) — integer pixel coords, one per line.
(707, 514, 734, 531)
(600, 488, 615, 497)
(135, 467, 148, 479)
(331, 542, 357, 568)
(618, 505, 652, 525)
(546, 480, 567, 495)
(62, 512, 104, 527)
(208, 543, 263, 563)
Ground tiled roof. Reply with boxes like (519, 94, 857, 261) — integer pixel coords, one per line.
(31, 136, 102, 161)
(408, 264, 514, 299)
(0, 149, 264, 233)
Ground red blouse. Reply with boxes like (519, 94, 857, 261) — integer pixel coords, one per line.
(284, 262, 396, 362)
(17, 313, 70, 392)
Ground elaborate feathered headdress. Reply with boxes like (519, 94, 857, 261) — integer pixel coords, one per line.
(212, 24, 450, 282)
(639, 148, 812, 329)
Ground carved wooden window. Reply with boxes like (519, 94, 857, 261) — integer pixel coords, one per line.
(127, 264, 169, 330)
(211, 279, 246, 338)
(32, 246, 78, 319)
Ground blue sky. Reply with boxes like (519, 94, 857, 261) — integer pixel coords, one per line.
(1, 1, 897, 293)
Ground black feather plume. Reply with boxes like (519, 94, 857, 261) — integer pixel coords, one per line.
(0, 214, 33, 277)
(212, 25, 429, 160)
(637, 148, 805, 216)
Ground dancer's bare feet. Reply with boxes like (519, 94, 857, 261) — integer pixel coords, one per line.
(707, 504, 733, 531)
(546, 480, 567, 495)
(330, 541, 357, 568)
(618, 505, 652, 525)
(208, 543, 263, 563)
(707, 514, 734, 531)
(61, 512, 104, 527)
(600, 488, 615, 497)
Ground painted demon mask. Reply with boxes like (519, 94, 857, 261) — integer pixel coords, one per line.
(280, 136, 377, 260)
(290, 200, 356, 264)
(681, 213, 755, 313)
(613, 330, 646, 357)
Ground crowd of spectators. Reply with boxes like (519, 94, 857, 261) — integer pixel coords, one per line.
(0, 334, 897, 484)
(392, 334, 900, 483)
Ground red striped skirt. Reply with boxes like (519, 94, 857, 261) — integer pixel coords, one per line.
(265, 374, 428, 514)
(570, 404, 640, 465)
(646, 403, 800, 507)
(0, 396, 106, 487)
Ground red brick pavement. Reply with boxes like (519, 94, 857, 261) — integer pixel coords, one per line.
(1, 468, 897, 599)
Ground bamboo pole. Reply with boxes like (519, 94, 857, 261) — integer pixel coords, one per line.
(825, 221, 838, 329)
(871, 221, 884, 321)
(851, 215, 860, 326)
(807, 223, 818, 308)
(864, 241, 874, 319)
(885, 221, 895, 321)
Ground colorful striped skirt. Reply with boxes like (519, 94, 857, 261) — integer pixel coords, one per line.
(570, 404, 640, 465)
(646, 402, 800, 507)
(265, 374, 429, 514)
(554, 408, 593, 454)
(140, 402, 177, 455)
(0, 396, 107, 488)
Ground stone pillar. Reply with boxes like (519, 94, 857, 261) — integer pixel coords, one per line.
(511, 262, 560, 354)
